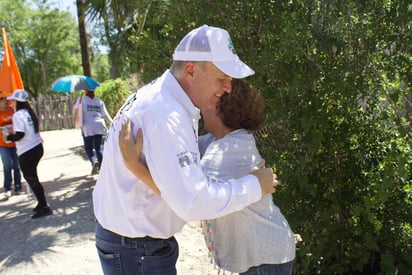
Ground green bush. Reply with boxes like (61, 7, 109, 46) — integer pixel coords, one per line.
(94, 78, 133, 118)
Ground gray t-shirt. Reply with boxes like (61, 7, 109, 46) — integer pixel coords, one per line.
(81, 96, 112, 137)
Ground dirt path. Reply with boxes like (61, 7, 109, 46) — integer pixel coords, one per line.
(0, 129, 218, 275)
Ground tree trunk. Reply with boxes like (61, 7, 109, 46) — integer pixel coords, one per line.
(76, 0, 91, 77)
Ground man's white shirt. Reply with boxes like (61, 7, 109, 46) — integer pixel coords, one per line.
(93, 70, 261, 238)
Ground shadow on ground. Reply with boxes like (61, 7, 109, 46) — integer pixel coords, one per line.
(0, 171, 96, 268)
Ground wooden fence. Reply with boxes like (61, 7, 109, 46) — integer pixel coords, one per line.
(30, 94, 77, 131)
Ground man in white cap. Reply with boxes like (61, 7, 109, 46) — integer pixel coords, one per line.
(92, 25, 277, 275)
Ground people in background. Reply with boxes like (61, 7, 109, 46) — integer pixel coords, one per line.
(5, 89, 51, 219)
(78, 88, 112, 175)
(0, 91, 22, 199)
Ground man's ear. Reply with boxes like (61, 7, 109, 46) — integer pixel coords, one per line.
(183, 62, 196, 79)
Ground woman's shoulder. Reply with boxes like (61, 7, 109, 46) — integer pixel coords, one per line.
(12, 109, 28, 122)
(14, 108, 28, 115)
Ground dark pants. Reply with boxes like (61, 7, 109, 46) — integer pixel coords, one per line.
(95, 222, 179, 275)
(19, 143, 47, 208)
(240, 261, 294, 275)
(83, 134, 103, 165)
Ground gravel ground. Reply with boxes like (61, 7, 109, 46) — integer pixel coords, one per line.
(0, 129, 218, 275)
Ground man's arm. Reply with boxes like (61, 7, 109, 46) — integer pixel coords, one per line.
(118, 119, 276, 197)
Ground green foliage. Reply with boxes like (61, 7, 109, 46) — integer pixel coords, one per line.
(3, 0, 410, 273)
(94, 78, 132, 117)
(92, 54, 111, 83)
(247, 1, 412, 274)
(115, 0, 412, 273)
(0, 0, 82, 98)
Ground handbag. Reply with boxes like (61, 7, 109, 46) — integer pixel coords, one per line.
(73, 96, 83, 129)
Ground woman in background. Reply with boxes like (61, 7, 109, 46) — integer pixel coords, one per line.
(0, 90, 22, 199)
(6, 89, 51, 219)
(75, 88, 112, 175)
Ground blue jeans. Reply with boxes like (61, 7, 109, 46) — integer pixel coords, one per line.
(240, 261, 294, 275)
(95, 222, 179, 275)
(0, 146, 22, 191)
(83, 134, 103, 165)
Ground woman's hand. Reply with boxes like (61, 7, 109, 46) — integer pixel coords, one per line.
(119, 119, 142, 172)
(119, 119, 161, 195)
(250, 160, 278, 196)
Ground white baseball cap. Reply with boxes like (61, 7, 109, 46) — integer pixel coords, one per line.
(7, 89, 29, 102)
(173, 25, 255, 79)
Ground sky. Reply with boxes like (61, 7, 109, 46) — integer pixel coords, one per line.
(27, 0, 77, 18)
(55, 0, 77, 19)
(53, 0, 107, 53)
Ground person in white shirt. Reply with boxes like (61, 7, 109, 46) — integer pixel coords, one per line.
(119, 79, 296, 275)
(5, 89, 52, 219)
(92, 25, 277, 275)
(78, 88, 112, 175)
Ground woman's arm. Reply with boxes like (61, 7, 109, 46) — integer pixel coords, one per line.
(6, 131, 24, 142)
(118, 119, 160, 195)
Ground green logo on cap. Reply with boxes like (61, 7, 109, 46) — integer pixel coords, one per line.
(228, 38, 237, 55)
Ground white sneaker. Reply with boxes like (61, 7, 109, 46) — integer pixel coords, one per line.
(4, 190, 12, 198)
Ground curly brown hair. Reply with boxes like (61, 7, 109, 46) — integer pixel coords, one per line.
(219, 79, 264, 131)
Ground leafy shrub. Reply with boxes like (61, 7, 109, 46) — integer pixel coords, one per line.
(94, 78, 133, 117)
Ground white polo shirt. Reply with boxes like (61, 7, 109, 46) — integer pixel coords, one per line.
(92, 70, 261, 238)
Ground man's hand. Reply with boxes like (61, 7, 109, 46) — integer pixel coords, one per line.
(250, 160, 278, 196)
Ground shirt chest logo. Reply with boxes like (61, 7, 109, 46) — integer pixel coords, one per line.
(177, 151, 198, 168)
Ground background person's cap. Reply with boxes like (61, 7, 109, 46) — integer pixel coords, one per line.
(7, 89, 29, 102)
(173, 25, 255, 79)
